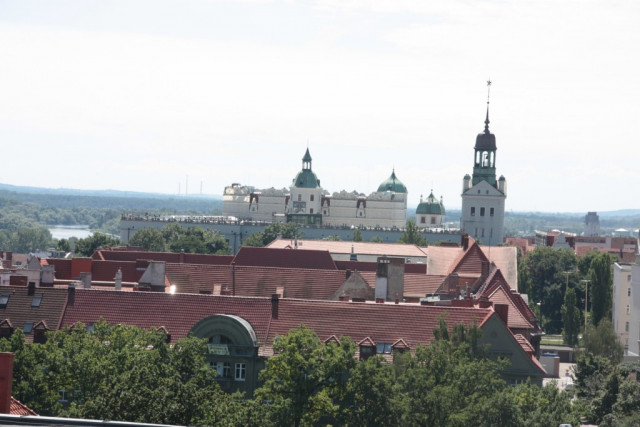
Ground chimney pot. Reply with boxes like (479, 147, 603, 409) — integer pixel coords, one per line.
(375, 298, 384, 304)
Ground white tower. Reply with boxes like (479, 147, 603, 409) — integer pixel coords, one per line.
(460, 81, 507, 245)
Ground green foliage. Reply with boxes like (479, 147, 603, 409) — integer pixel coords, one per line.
(129, 227, 165, 251)
(0, 226, 53, 253)
(243, 222, 301, 247)
(74, 232, 121, 256)
(398, 219, 427, 246)
(506, 382, 580, 427)
(323, 235, 341, 241)
(561, 287, 580, 346)
(581, 319, 624, 364)
(352, 229, 363, 242)
(1, 321, 226, 425)
(521, 247, 578, 333)
(589, 252, 615, 326)
(370, 235, 383, 243)
(254, 325, 356, 427)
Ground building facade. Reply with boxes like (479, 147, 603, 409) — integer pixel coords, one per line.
(460, 104, 507, 245)
(613, 262, 633, 350)
(222, 149, 409, 229)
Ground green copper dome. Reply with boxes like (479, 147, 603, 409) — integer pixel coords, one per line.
(377, 170, 407, 193)
(416, 191, 445, 215)
(292, 148, 321, 188)
(292, 170, 320, 188)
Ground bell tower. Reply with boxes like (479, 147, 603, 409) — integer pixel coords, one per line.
(460, 81, 507, 245)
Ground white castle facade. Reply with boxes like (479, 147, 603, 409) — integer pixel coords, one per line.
(223, 148, 444, 229)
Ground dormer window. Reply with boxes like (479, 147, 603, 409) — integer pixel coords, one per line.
(0, 295, 9, 309)
(23, 322, 33, 334)
(376, 343, 392, 354)
(359, 345, 375, 360)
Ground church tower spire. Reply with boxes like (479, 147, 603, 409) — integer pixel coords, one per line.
(472, 80, 497, 187)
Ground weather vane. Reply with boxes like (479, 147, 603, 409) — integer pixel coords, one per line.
(486, 79, 492, 105)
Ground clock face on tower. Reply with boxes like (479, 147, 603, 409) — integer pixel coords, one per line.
(293, 201, 306, 213)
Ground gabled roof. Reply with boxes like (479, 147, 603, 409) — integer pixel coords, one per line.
(0, 286, 68, 343)
(10, 397, 37, 416)
(267, 239, 427, 259)
(233, 247, 337, 270)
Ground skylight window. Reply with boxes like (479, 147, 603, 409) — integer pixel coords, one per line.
(0, 295, 8, 309)
(23, 322, 33, 334)
(31, 295, 43, 307)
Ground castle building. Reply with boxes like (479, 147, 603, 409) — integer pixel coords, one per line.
(416, 191, 445, 229)
(460, 90, 507, 245)
(223, 149, 409, 229)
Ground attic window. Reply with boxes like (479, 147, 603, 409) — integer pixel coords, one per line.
(359, 345, 375, 360)
(0, 295, 8, 309)
(23, 322, 33, 334)
(376, 343, 392, 354)
(31, 295, 43, 307)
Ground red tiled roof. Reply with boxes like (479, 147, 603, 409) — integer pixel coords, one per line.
(10, 397, 37, 416)
(335, 260, 427, 274)
(267, 239, 428, 258)
(232, 247, 337, 270)
(42, 258, 72, 280)
(58, 289, 494, 359)
(91, 260, 141, 282)
(93, 249, 233, 265)
(0, 286, 68, 343)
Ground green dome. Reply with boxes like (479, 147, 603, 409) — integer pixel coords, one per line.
(377, 170, 407, 193)
(416, 192, 445, 215)
(292, 170, 320, 188)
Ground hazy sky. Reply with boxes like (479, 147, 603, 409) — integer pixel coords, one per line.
(1, 0, 638, 212)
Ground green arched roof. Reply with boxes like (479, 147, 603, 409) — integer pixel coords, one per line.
(416, 192, 445, 215)
(292, 170, 320, 188)
(377, 170, 407, 193)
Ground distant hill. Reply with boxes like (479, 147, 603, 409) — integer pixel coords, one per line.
(0, 183, 221, 201)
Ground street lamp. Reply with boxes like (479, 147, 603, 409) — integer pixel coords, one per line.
(581, 279, 591, 335)
(562, 270, 574, 292)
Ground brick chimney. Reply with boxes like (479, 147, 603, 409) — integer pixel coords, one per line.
(27, 282, 35, 296)
(271, 293, 279, 319)
(0, 352, 14, 414)
(494, 303, 509, 325)
(461, 234, 469, 251)
(114, 268, 122, 291)
(80, 272, 92, 289)
(67, 284, 75, 305)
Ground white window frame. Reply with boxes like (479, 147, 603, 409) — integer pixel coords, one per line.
(235, 363, 246, 381)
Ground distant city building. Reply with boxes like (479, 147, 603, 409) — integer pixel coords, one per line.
(613, 262, 633, 350)
(416, 191, 445, 229)
(460, 92, 507, 245)
(222, 148, 410, 229)
(584, 211, 600, 236)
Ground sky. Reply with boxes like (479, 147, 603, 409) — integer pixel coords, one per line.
(0, 0, 638, 213)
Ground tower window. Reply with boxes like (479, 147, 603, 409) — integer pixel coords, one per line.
(298, 194, 302, 202)
(421, 217, 426, 224)
(310, 195, 314, 202)
(490, 208, 495, 216)
(480, 207, 485, 217)
(470, 207, 475, 216)
(310, 208, 314, 214)
(430, 217, 436, 224)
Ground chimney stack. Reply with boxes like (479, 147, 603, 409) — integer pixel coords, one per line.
(80, 272, 92, 289)
(114, 268, 122, 291)
(68, 284, 75, 305)
(271, 293, 279, 319)
(27, 282, 35, 296)
(0, 352, 14, 414)
(461, 234, 469, 251)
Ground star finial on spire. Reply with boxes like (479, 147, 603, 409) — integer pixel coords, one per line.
(484, 79, 491, 133)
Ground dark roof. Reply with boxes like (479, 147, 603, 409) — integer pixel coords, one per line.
(0, 286, 68, 342)
(233, 247, 337, 270)
(475, 108, 497, 151)
(335, 260, 427, 275)
(416, 191, 445, 215)
(377, 170, 407, 193)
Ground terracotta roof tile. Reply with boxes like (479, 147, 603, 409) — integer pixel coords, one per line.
(10, 397, 37, 416)
(267, 239, 428, 258)
(233, 247, 337, 270)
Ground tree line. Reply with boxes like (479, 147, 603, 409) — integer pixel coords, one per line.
(3, 319, 637, 426)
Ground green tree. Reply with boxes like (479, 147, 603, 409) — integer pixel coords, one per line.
(341, 355, 399, 426)
(75, 232, 120, 256)
(243, 222, 301, 247)
(254, 325, 356, 427)
(1, 320, 227, 425)
(352, 229, 363, 242)
(129, 228, 165, 251)
(522, 247, 578, 333)
(370, 235, 383, 243)
(561, 287, 581, 346)
(581, 319, 624, 364)
(398, 218, 427, 246)
(589, 252, 615, 326)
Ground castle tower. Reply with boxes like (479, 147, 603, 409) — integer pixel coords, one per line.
(416, 190, 445, 229)
(288, 148, 324, 225)
(460, 82, 507, 245)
